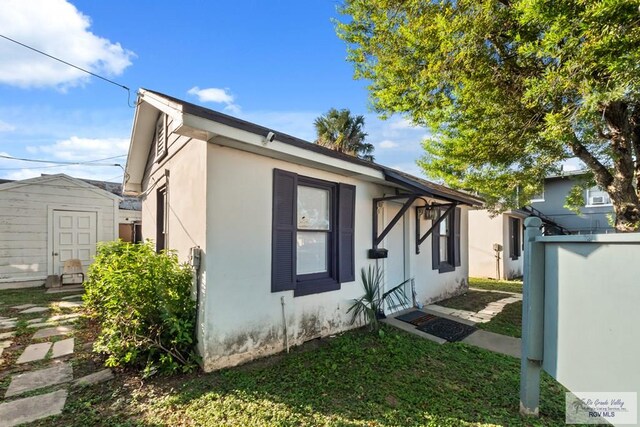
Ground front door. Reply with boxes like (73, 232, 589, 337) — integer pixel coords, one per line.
(382, 201, 408, 313)
(52, 210, 97, 280)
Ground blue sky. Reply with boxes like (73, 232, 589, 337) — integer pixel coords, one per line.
(0, 0, 429, 183)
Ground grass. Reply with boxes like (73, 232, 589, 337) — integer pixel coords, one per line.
(469, 277, 523, 294)
(437, 290, 508, 312)
(479, 301, 523, 338)
(27, 325, 569, 427)
(3, 286, 561, 426)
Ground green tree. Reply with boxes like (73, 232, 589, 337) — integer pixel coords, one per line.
(336, 0, 640, 231)
(314, 108, 375, 161)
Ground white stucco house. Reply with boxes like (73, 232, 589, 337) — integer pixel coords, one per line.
(468, 209, 528, 280)
(0, 174, 141, 289)
(124, 89, 484, 372)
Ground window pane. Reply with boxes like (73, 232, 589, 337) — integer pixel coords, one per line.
(439, 236, 448, 262)
(439, 215, 448, 235)
(298, 186, 330, 230)
(297, 232, 328, 274)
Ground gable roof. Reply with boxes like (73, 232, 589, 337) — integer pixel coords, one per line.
(0, 174, 122, 202)
(125, 89, 483, 206)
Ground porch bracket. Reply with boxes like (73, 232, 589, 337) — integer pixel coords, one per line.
(415, 203, 456, 254)
(372, 195, 418, 248)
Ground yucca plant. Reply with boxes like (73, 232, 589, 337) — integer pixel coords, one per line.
(347, 265, 410, 332)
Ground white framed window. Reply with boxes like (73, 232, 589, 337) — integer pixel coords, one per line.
(585, 186, 611, 207)
(296, 185, 331, 275)
(438, 216, 449, 263)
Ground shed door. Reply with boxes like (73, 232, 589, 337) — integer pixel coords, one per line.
(52, 210, 97, 277)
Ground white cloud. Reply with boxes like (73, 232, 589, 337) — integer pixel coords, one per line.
(31, 136, 129, 162)
(0, 0, 134, 89)
(0, 120, 15, 132)
(187, 86, 241, 113)
(389, 118, 417, 130)
(378, 140, 399, 149)
(0, 137, 128, 182)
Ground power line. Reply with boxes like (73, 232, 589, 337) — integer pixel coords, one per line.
(0, 153, 125, 166)
(0, 34, 135, 107)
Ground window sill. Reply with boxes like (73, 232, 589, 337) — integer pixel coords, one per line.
(438, 263, 455, 274)
(294, 278, 340, 297)
(584, 204, 613, 208)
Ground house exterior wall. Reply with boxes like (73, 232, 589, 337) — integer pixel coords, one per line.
(502, 215, 524, 279)
(138, 120, 208, 358)
(530, 177, 614, 234)
(468, 210, 503, 280)
(118, 209, 141, 224)
(468, 210, 524, 280)
(200, 142, 469, 371)
(0, 176, 118, 286)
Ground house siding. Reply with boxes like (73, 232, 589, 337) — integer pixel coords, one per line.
(201, 142, 469, 371)
(0, 176, 118, 285)
(530, 177, 614, 234)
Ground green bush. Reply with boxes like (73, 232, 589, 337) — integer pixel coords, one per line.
(84, 240, 199, 374)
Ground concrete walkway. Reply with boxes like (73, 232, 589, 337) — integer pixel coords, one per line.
(386, 290, 523, 359)
(0, 293, 113, 426)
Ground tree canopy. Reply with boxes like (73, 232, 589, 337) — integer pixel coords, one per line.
(337, 0, 640, 231)
(314, 108, 375, 161)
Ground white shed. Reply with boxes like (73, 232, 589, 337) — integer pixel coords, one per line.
(0, 174, 121, 289)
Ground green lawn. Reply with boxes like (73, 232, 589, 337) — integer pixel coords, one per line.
(469, 277, 523, 294)
(28, 326, 567, 426)
(437, 290, 508, 312)
(479, 301, 523, 338)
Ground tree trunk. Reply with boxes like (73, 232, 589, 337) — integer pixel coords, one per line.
(602, 102, 640, 232)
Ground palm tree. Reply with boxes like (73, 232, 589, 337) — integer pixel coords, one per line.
(314, 108, 375, 161)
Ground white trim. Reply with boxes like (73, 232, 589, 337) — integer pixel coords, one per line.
(0, 276, 46, 284)
(47, 204, 103, 276)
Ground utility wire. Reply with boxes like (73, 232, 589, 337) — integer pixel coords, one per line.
(0, 153, 125, 166)
(0, 34, 135, 107)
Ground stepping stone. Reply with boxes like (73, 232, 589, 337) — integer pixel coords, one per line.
(19, 306, 49, 314)
(0, 322, 17, 330)
(26, 317, 44, 324)
(5, 363, 73, 397)
(32, 325, 74, 339)
(0, 340, 12, 348)
(73, 369, 113, 387)
(55, 300, 83, 309)
(0, 389, 67, 426)
(10, 304, 36, 310)
(16, 342, 52, 364)
(61, 294, 83, 300)
(0, 331, 15, 340)
(48, 313, 82, 322)
(27, 318, 77, 329)
(51, 338, 74, 358)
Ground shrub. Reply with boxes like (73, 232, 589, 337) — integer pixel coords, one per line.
(84, 240, 199, 374)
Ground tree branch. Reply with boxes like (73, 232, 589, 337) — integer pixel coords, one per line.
(567, 134, 613, 187)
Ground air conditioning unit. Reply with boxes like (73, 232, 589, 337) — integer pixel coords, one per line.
(590, 196, 606, 205)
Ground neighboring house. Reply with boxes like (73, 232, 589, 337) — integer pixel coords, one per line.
(527, 170, 615, 234)
(468, 209, 528, 280)
(0, 174, 141, 289)
(124, 89, 484, 372)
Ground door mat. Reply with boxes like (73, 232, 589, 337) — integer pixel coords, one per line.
(416, 317, 477, 342)
(394, 310, 437, 326)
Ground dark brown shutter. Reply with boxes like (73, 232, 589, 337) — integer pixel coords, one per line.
(454, 207, 461, 267)
(271, 169, 297, 292)
(155, 114, 167, 162)
(432, 212, 440, 270)
(337, 183, 356, 283)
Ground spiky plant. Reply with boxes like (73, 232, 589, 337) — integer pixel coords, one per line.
(347, 265, 409, 332)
